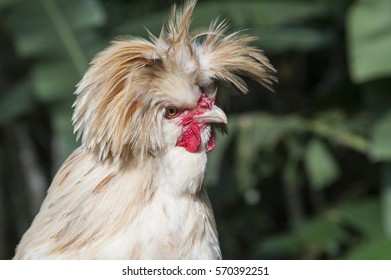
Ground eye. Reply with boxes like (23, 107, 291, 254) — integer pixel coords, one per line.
(164, 106, 180, 119)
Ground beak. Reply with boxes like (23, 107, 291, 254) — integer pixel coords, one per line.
(194, 105, 228, 124)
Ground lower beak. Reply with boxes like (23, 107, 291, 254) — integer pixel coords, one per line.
(194, 105, 228, 124)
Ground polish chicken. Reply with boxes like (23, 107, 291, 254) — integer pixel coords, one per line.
(14, 0, 276, 259)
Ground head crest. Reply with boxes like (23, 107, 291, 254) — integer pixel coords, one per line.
(72, 0, 277, 162)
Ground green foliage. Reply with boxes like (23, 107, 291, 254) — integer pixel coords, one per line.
(0, 80, 34, 125)
(347, 0, 391, 83)
(206, 110, 366, 191)
(255, 198, 385, 259)
(381, 164, 391, 237)
(364, 84, 391, 161)
(1, 0, 107, 160)
(117, 1, 333, 53)
(347, 0, 391, 168)
(304, 138, 340, 191)
(345, 237, 391, 260)
(346, 0, 391, 261)
(342, 198, 382, 236)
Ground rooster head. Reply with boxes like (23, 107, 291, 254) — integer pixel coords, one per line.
(72, 0, 276, 164)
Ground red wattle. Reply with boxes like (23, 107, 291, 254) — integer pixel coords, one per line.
(176, 122, 202, 153)
(175, 94, 218, 153)
(206, 134, 216, 153)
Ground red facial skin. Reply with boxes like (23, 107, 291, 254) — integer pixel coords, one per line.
(174, 94, 216, 153)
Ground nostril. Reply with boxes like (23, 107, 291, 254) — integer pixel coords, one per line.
(199, 100, 210, 109)
(197, 94, 214, 109)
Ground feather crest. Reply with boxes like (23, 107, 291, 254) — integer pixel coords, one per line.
(72, 0, 276, 162)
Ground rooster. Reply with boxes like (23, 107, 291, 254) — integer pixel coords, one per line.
(14, 0, 276, 259)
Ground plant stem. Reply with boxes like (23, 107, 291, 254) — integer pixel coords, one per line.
(40, 0, 87, 76)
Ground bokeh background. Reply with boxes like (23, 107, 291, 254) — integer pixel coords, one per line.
(1, 0, 391, 259)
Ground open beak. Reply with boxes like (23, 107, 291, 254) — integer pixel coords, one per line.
(194, 105, 228, 124)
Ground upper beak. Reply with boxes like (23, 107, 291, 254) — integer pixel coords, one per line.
(194, 105, 228, 124)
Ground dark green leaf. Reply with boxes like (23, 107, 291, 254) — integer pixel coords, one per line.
(347, 0, 391, 83)
(117, 1, 332, 53)
(255, 233, 303, 259)
(0, 81, 34, 125)
(61, 0, 106, 30)
(259, 28, 332, 52)
(204, 123, 235, 187)
(345, 236, 391, 260)
(340, 198, 382, 236)
(31, 61, 79, 102)
(296, 216, 348, 250)
(235, 115, 259, 191)
(304, 138, 340, 191)
(370, 109, 391, 161)
(381, 164, 391, 237)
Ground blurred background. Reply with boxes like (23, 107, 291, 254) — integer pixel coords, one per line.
(1, 0, 391, 259)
